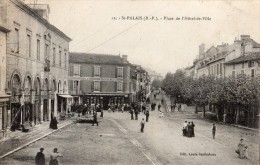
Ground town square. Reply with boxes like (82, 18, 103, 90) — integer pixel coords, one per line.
(0, 0, 259, 165)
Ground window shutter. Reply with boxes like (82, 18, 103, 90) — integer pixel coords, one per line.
(70, 65, 73, 76)
(99, 66, 102, 77)
(115, 81, 117, 92)
(100, 81, 102, 92)
(115, 67, 117, 78)
(92, 66, 94, 77)
(91, 81, 94, 92)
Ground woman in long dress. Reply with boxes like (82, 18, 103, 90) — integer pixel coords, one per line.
(237, 139, 246, 159)
(49, 148, 63, 165)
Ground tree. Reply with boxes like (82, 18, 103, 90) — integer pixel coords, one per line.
(151, 79, 162, 90)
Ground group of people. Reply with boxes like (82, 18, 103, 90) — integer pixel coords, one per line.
(35, 148, 63, 165)
(182, 121, 195, 137)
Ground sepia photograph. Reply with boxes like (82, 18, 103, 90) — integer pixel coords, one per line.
(0, 0, 259, 164)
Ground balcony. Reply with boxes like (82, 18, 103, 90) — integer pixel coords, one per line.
(44, 59, 50, 72)
(70, 90, 82, 95)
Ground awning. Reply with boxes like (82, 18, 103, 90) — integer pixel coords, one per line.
(58, 94, 73, 98)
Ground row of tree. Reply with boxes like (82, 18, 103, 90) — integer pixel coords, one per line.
(161, 70, 260, 128)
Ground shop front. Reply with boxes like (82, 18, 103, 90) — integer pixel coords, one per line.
(0, 92, 10, 139)
(82, 93, 131, 110)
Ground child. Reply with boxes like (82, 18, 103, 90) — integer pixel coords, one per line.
(244, 146, 248, 159)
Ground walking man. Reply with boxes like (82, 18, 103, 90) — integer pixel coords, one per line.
(158, 104, 161, 111)
(35, 148, 45, 165)
(140, 118, 145, 133)
(212, 124, 216, 139)
(145, 110, 150, 122)
(92, 111, 98, 126)
(130, 109, 134, 120)
(135, 110, 139, 120)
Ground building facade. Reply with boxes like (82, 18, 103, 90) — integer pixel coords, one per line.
(0, 0, 71, 131)
(0, 20, 10, 139)
(186, 35, 260, 79)
(69, 53, 132, 109)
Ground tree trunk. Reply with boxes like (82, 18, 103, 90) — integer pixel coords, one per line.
(216, 104, 220, 121)
(195, 105, 198, 114)
(235, 105, 240, 124)
(223, 104, 227, 123)
(202, 105, 206, 118)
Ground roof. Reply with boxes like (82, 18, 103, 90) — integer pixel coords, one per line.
(13, 0, 71, 41)
(69, 52, 130, 65)
(252, 40, 260, 48)
(225, 52, 260, 65)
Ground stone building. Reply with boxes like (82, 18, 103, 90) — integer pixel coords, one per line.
(0, 18, 10, 139)
(69, 53, 132, 109)
(0, 0, 71, 131)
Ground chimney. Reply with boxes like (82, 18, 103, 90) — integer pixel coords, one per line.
(234, 39, 242, 57)
(240, 35, 250, 40)
(199, 44, 205, 59)
(122, 55, 128, 63)
(28, 4, 50, 21)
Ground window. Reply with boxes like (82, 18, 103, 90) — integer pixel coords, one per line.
(73, 65, 80, 76)
(220, 63, 223, 75)
(242, 62, 244, 69)
(73, 80, 79, 91)
(94, 66, 100, 77)
(94, 81, 100, 92)
(117, 82, 123, 91)
(251, 69, 254, 78)
(117, 67, 123, 78)
(248, 61, 254, 68)
(217, 64, 219, 75)
(45, 44, 49, 60)
(232, 71, 236, 77)
(27, 34, 31, 57)
(15, 28, 19, 52)
(241, 70, 244, 75)
(52, 47, 56, 66)
(59, 50, 61, 67)
(64, 52, 67, 69)
(37, 39, 40, 60)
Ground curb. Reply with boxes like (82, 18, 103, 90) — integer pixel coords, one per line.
(0, 121, 73, 159)
(197, 115, 260, 132)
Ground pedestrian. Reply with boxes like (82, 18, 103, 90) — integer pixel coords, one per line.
(187, 122, 192, 137)
(52, 117, 58, 129)
(130, 109, 134, 120)
(236, 138, 246, 159)
(182, 121, 187, 136)
(140, 118, 145, 133)
(35, 148, 45, 165)
(92, 111, 98, 126)
(145, 110, 150, 122)
(191, 121, 195, 137)
(158, 104, 161, 111)
(100, 109, 103, 118)
(49, 148, 62, 165)
(212, 124, 216, 139)
(135, 110, 139, 120)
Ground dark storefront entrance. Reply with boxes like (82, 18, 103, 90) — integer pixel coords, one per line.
(82, 93, 130, 110)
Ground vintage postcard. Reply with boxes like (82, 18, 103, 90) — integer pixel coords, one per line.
(0, 0, 259, 164)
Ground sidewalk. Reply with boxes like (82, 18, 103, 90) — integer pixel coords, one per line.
(0, 119, 73, 159)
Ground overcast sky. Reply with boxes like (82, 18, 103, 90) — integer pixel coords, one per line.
(24, 0, 260, 76)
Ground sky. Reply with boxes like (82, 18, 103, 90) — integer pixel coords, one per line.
(24, 0, 260, 76)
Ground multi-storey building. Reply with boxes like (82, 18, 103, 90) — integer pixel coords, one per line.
(69, 53, 132, 109)
(224, 35, 260, 77)
(186, 35, 260, 79)
(0, 18, 10, 139)
(0, 0, 71, 131)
